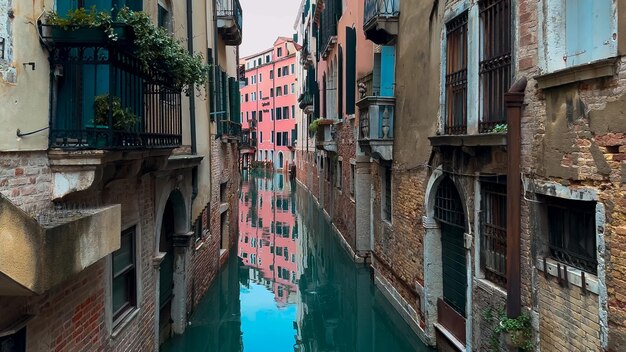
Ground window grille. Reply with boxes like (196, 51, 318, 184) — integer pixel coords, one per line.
(0, 38, 4, 60)
(481, 181, 507, 286)
(546, 198, 597, 274)
(479, 0, 512, 132)
(445, 13, 468, 135)
(434, 177, 464, 227)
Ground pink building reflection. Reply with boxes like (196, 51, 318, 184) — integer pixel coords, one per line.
(239, 172, 298, 306)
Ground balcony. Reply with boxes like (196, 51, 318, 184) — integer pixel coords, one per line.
(314, 119, 337, 152)
(317, 0, 340, 59)
(357, 75, 394, 160)
(217, 0, 243, 46)
(0, 195, 121, 295)
(364, 0, 400, 45)
(219, 119, 242, 142)
(47, 43, 182, 150)
(298, 93, 315, 114)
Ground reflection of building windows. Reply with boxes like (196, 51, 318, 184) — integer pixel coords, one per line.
(284, 247, 289, 259)
(541, 196, 597, 274)
(276, 247, 283, 256)
(112, 227, 137, 325)
(278, 286, 284, 297)
(480, 181, 507, 287)
(277, 266, 283, 277)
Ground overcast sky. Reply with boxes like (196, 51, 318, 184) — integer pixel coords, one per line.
(239, 0, 301, 57)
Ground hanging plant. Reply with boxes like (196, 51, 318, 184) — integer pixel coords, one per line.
(45, 7, 210, 93)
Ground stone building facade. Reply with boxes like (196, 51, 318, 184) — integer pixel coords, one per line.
(0, 0, 242, 350)
(293, 0, 626, 351)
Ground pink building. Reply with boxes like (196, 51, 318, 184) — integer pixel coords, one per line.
(240, 38, 300, 171)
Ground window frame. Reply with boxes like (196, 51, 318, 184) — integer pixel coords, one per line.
(480, 180, 507, 287)
(444, 12, 469, 135)
(111, 226, 138, 327)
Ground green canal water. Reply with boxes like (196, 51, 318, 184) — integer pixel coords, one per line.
(161, 171, 431, 352)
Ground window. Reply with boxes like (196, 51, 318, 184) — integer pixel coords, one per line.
(259, 91, 263, 99)
(251, 75, 256, 84)
(382, 166, 392, 221)
(291, 64, 295, 74)
(270, 88, 274, 97)
(276, 132, 283, 146)
(220, 182, 227, 203)
(481, 181, 507, 287)
(0, 327, 26, 352)
(271, 109, 275, 120)
(251, 92, 256, 101)
(336, 160, 343, 189)
(271, 133, 274, 143)
(283, 106, 289, 119)
(251, 111, 257, 121)
(245, 93, 249, 102)
(350, 163, 355, 196)
(292, 105, 295, 119)
(276, 107, 282, 120)
(112, 227, 137, 324)
(260, 131, 263, 142)
(445, 13, 468, 135)
(257, 58, 262, 66)
(539, 0, 616, 72)
(479, 0, 511, 132)
(282, 131, 289, 146)
(277, 47, 283, 57)
(277, 87, 282, 96)
(278, 69, 282, 78)
(291, 83, 295, 94)
(544, 196, 597, 274)
(283, 66, 289, 76)
(259, 73, 262, 82)
(270, 70, 274, 79)
(259, 111, 263, 122)
(158, 4, 172, 33)
(283, 85, 288, 95)
(266, 55, 271, 63)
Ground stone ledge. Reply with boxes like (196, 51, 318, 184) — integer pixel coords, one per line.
(429, 133, 507, 147)
(535, 58, 618, 90)
(535, 257, 599, 295)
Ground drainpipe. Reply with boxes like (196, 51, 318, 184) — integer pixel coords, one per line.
(505, 77, 527, 318)
(187, 0, 198, 199)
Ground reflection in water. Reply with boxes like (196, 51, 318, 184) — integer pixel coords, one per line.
(161, 171, 430, 352)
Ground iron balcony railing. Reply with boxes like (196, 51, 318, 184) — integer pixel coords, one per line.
(217, 0, 243, 33)
(48, 44, 182, 150)
(219, 119, 242, 140)
(364, 0, 400, 26)
(240, 136, 257, 150)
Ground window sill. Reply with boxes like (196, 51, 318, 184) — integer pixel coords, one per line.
(429, 133, 507, 147)
(535, 257, 599, 295)
(475, 278, 507, 297)
(111, 308, 140, 339)
(535, 58, 618, 90)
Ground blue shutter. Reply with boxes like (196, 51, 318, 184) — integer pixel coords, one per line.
(566, 0, 613, 67)
(380, 46, 395, 97)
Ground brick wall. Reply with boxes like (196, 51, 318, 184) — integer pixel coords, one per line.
(331, 121, 357, 249)
(517, 0, 626, 347)
(0, 151, 52, 210)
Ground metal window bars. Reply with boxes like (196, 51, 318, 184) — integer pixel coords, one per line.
(481, 181, 507, 287)
(479, 0, 512, 133)
(445, 13, 468, 135)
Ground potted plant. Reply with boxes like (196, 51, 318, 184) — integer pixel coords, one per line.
(88, 94, 137, 147)
(308, 119, 320, 137)
(45, 7, 132, 45)
(496, 313, 533, 351)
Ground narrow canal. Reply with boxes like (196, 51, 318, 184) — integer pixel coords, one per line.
(162, 171, 430, 352)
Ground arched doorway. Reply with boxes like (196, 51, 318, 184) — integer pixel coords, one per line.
(159, 190, 186, 344)
(278, 152, 284, 170)
(433, 177, 467, 342)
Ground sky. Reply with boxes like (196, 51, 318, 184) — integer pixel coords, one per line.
(239, 0, 302, 57)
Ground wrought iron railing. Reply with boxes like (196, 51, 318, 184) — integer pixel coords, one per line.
(364, 0, 400, 26)
(220, 119, 242, 140)
(48, 44, 182, 150)
(217, 0, 243, 32)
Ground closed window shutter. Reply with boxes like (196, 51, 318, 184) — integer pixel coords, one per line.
(345, 27, 357, 114)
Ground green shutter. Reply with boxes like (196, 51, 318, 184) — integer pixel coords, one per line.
(346, 27, 356, 114)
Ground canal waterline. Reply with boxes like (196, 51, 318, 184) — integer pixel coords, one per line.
(161, 171, 431, 351)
